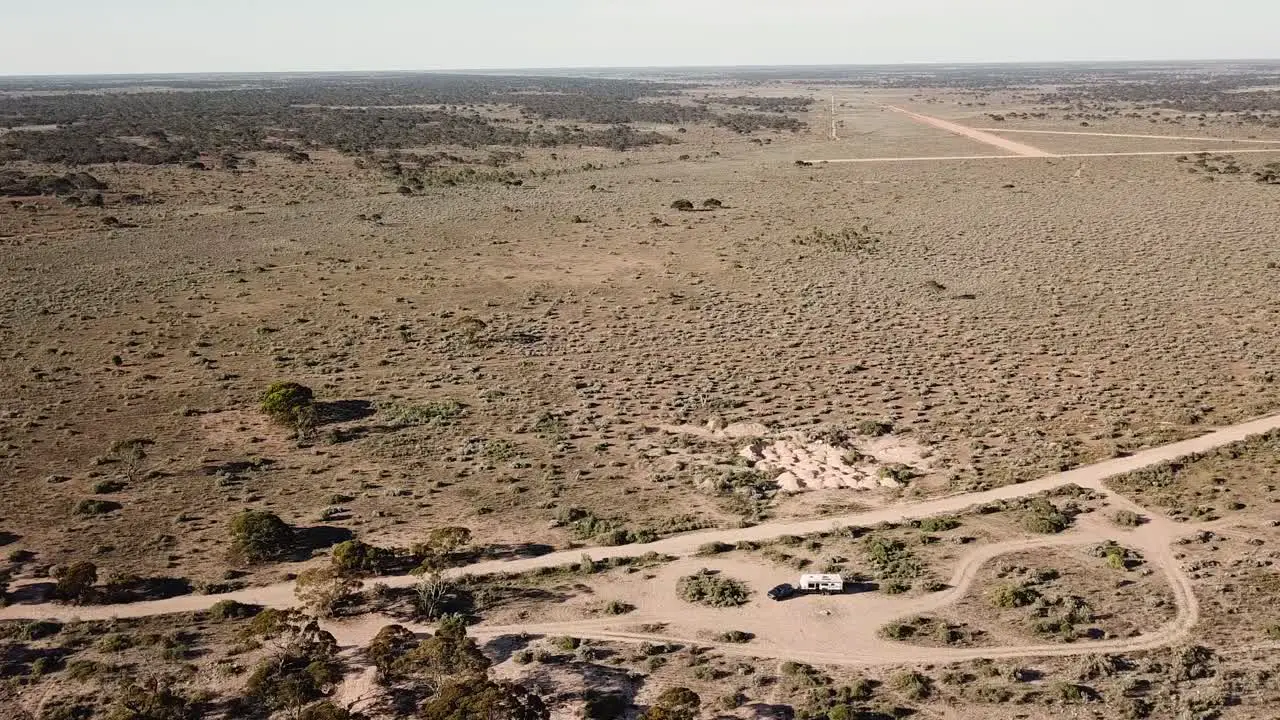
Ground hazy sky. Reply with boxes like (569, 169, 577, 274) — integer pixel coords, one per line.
(3, 0, 1278, 75)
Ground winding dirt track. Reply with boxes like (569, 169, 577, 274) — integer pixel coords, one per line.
(5, 413, 1280, 668)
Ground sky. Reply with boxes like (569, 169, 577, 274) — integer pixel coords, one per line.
(2, 0, 1279, 76)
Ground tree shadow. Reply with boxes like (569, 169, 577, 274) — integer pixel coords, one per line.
(454, 542, 556, 565)
(292, 525, 354, 558)
(0, 644, 74, 679)
(5, 581, 55, 605)
(482, 633, 536, 664)
(743, 703, 795, 720)
(315, 399, 375, 426)
(526, 661, 641, 709)
(101, 576, 193, 603)
(0, 531, 19, 546)
(200, 458, 275, 477)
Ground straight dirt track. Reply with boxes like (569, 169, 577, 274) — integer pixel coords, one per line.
(972, 127, 1280, 144)
(806, 148, 1280, 164)
(882, 105, 1055, 157)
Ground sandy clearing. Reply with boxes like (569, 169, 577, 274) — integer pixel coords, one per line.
(464, 510, 1197, 667)
(806, 147, 1280, 164)
(882, 105, 1055, 158)
(317, 509, 1194, 669)
(3, 411, 1278, 628)
(976, 128, 1280, 144)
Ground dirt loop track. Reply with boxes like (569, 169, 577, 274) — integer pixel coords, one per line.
(6, 413, 1280, 667)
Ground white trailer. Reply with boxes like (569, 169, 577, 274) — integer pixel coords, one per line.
(798, 573, 844, 593)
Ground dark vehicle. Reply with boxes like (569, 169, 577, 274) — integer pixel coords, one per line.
(767, 583, 795, 601)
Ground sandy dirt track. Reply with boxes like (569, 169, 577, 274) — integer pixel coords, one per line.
(882, 105, 1055, 157)
(975, 127, 1280, 144)
(806, 147, 1280, 164)
(3, 412, 1278, 650)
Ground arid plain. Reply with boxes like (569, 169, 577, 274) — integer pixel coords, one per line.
(2, 66, 1280, 719)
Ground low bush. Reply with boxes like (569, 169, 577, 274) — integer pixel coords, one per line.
(602, 600, 634, 616)
(696, 541, 733, 556)
(1024, 498, 1071, 534)
(888, 670, 933, 701)
(989, 584, 1040, 608)
(857, 419, 894, 436)
(260, 381, 315, 426)
(915, 516, 960, 532)
(208, 599, 261, 621)
(229, 510, 294, 562)
(676, 570, 750, 607)
(716, 630, 754, 643)
(863, 536, 921, 581)
(1111, 510, 1142, 527)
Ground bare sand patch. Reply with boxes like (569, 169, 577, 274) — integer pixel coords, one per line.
(742, 433, 933, 492)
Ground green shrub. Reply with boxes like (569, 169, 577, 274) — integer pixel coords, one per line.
(880, 580, 910, 595)
(602, 600, 634, 616)
(1111, 510, 1142, 527)
(1051, 681, 1085, 703)
(716, 630, 753, 643)
(229, 510, 294, 562)
(65, 659, 107, 681)
(880, 622, 915, 640)
(696, 541, 733, 556)
(20, 620, 62, 640)
(208, 600, 261, 621)
(780, 661, 830, 687)
(331, 539, 396, 576)
(92, 479, 127, 494)
(97, 634, 133, 652)
(53, 562, 98, 604)
(878, 464, 918, 484)
(915, 516, 960, 532)
(989, 584, 1039, 608)
(676, 570, 750, 607)
(1033, 618, 1075, 638)
(552, 636, 580, 651)
(260, 381, 315, 425)
(889, 670, 933, 700)
(670, 199, 695, 211)
(857, 419, 894, 436)
(31, 655, 63, 676)
(863, 535, 921, 581)
(1024, 498, 1071, 534)
(383, 399, 463, 427)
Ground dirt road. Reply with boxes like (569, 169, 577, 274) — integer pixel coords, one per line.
(973, 127, 1280, 144)
(882, 105, 1056, 157)
(3, 413, 1277, 631)
(806, 147, 1280, 164)
(318, 502, 1197, 670)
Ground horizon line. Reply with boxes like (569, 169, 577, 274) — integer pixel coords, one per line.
(4, 56, 1280, 81)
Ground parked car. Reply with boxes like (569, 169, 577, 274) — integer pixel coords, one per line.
(767, 583, 795, 601)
